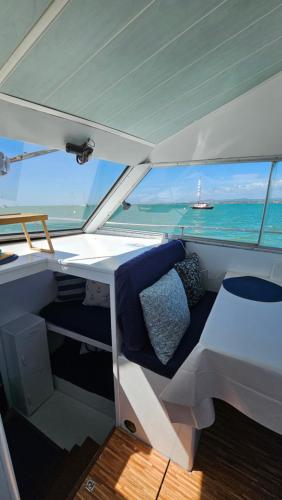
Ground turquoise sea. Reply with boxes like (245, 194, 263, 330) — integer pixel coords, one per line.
(108, 202, 282, 248)
(1, 203, 282, 249)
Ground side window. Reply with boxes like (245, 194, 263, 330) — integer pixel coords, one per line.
(105, 162, 271, 245)
(0, 136, 125, 236)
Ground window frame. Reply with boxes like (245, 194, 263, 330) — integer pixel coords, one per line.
(102, 156, 282, 253)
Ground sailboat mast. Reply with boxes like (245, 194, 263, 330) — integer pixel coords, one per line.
(197, 179, 201, 203)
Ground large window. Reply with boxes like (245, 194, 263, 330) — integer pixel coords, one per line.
(105, 161, 282, 247)
(0, 137, 125, 236)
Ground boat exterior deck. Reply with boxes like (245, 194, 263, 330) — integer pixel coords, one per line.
(74, 400, 282, 499)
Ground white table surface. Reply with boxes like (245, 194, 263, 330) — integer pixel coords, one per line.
(0, 233, 163, 285)
(161, 273, 282, 434)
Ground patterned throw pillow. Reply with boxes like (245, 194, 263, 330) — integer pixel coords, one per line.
(139, 269, 190, 365)
(54, 272, 86, 302)
(174, 253, 205, 307)
(83, 280, 110, 308)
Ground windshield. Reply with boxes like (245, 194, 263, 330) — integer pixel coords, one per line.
(0, 136, 125, 236)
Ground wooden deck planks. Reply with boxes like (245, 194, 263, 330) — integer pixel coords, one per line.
(74, 428, 168, 499)
(73, 401, 282, 500)
(159, 401, 282, 500)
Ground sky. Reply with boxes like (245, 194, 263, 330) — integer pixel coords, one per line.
(0, 137, 281, 206)
(0, 137, 124, 205)
(129, 162, 282, 203)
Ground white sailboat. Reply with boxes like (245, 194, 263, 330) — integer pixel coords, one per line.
(192, 179, 214, 209)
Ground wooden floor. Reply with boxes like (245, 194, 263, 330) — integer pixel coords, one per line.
(73, 400, 282, 500)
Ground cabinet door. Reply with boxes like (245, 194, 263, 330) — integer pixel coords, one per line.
(15, 323, 51, 375)
(15, 323, 53, 415)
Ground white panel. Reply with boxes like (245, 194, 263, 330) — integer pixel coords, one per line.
(0, 94, 153, 165)
(185, 240, 282, 291)
(0, 271, 55, 327)
(28, 390, 114, 449)
(151, 70, 282, 162)
(118, 356, 199, 469)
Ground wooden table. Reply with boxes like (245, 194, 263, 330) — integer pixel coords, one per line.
(0, 213, 54, 253)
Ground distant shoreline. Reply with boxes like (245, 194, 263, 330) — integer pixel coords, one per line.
(129, 200, 282, 205)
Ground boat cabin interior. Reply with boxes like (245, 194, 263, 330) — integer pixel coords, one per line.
(0, 1, 282, 499)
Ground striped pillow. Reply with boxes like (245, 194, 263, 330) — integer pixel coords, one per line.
(54, 272, 86, 302)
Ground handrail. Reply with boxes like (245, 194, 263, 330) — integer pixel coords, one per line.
(104, 221, 282, 235)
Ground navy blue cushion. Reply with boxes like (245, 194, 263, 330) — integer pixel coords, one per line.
(0, 253, 18, 265)
(40, 301, 112, 346)
(122, 291, 217, 378)
(51, 339, 114, 401)
(115, 240, 185, 351)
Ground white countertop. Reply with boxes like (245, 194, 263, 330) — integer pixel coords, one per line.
(0, 233, 163, 285)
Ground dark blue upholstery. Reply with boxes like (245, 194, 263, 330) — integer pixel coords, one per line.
(223, 276, 282, 302)
(115, 240, 185, 351)
(0, 254, 18, 265)
(122, 291, 217, 378)
(40, 301, 112, 346)
(51, 339, 114, 400)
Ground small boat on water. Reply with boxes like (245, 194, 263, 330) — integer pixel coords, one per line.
(192, 180, 214, 209)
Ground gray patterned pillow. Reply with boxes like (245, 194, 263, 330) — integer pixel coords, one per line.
(139, 269, 190, 365)
(174, 253, 204, 308)
(83, 280, 110, 308)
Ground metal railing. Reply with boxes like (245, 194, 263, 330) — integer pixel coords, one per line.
(105, 221, 282, 234)
(104, 221, 282, 239)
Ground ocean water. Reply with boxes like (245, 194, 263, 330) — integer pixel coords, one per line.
(1, 203, 281, 249)
(108, 203, 282, 248)
(0, 205, 96, 234)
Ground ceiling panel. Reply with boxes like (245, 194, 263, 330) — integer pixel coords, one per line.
(1, 0, 223, 111)
(0, 0, 51, 67)
(35, 0, 222, 114)
(79, 0, 282, 128)
(1, 0, 282, 145)
(123, 10, 282, 137)
(150, 58, 282, 144)
(0, 0, 151, 102)
(132, 36, 282, 142)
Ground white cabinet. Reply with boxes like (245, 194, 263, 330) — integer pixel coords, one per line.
(1, 314, 54, 416)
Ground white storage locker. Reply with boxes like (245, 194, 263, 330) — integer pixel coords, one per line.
(1, 314, 54, 416)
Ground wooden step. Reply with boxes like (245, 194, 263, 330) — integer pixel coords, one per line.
(43, 437, 100, 500)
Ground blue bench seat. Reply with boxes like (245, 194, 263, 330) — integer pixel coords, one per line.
(115, 240, 217, 379)
(40, 301, 112, 347)
(122, 291, 216, 378)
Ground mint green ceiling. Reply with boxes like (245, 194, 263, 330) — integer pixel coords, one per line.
(0, 0, 51, 66)
(1, 0, 282, 143)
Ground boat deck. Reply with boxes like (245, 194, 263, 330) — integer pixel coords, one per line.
(74, 400, 282, 499)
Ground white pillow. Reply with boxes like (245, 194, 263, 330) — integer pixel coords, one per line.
(83, 280, 110, 308)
